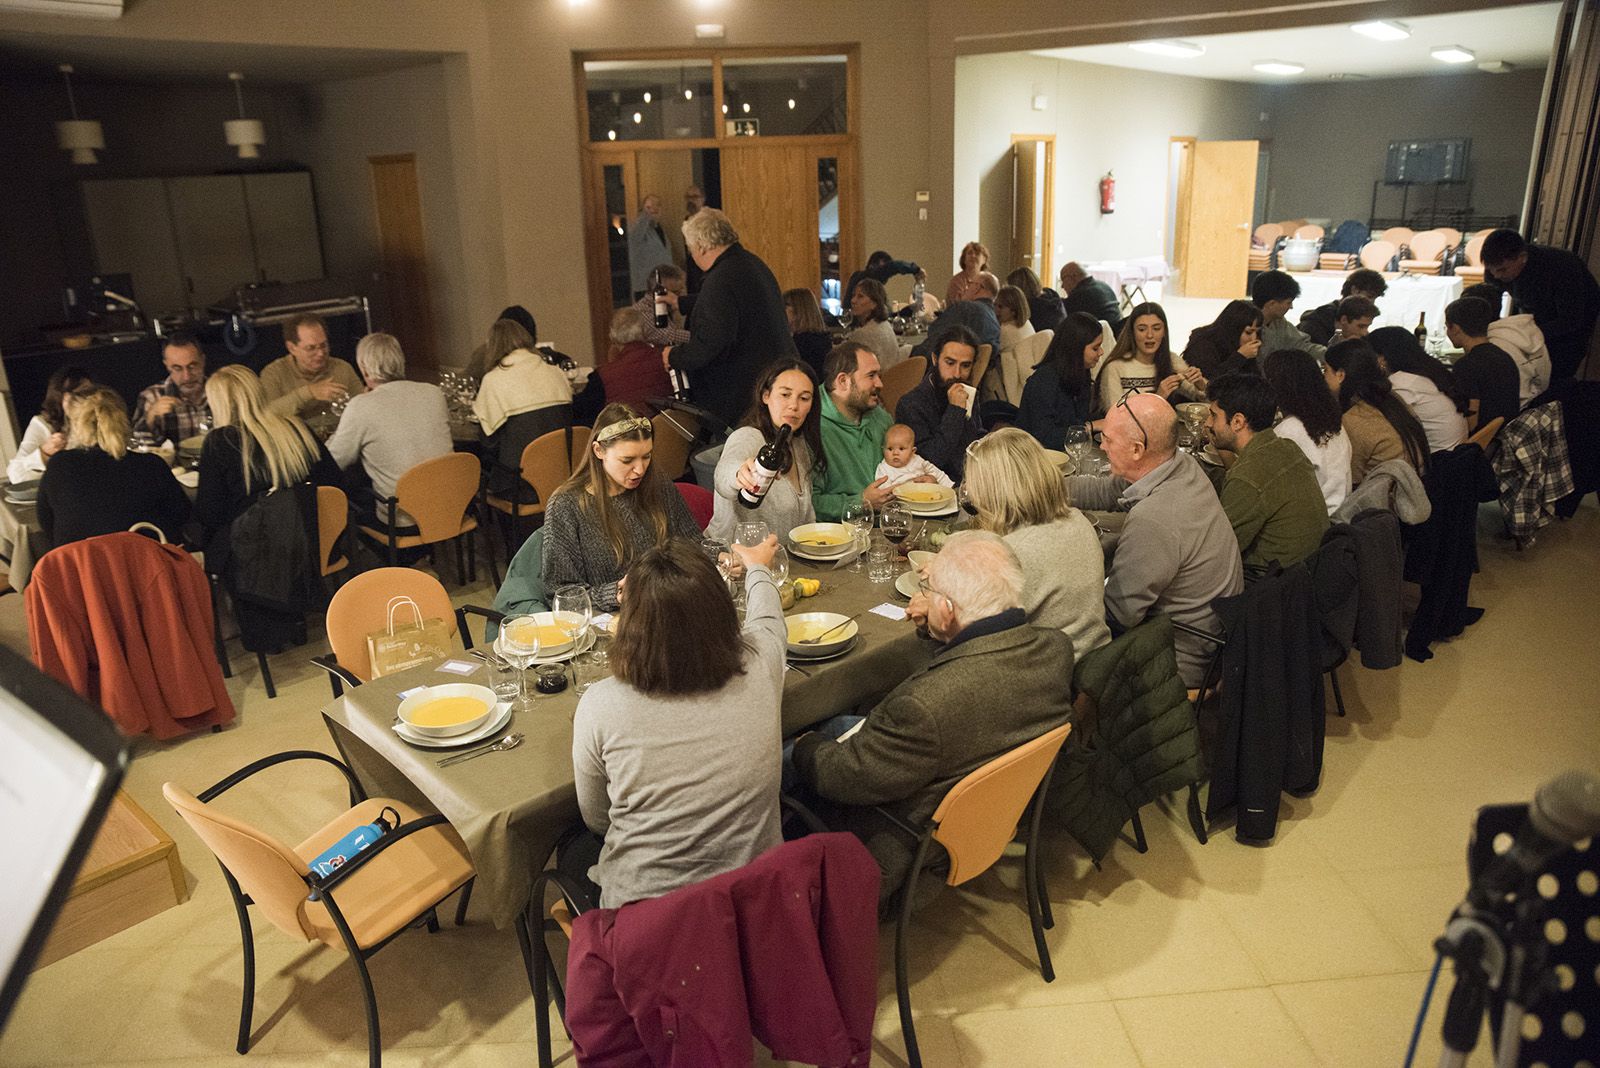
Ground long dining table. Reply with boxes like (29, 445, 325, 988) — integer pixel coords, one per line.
(319, 551, 934, 927)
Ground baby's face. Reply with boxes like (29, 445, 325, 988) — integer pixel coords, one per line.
(883, 432, 915, 468)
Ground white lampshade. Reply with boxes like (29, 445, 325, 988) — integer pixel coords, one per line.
(224, 118, 265, 158)
(56, 118, 104, 164)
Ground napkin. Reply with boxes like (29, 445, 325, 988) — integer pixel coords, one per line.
(869, 603, 907, 621)
(174, 469, 200, 488)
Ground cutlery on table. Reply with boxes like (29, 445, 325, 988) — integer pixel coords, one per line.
(799, 611, 865, 645)
(436, 732, 524, 767)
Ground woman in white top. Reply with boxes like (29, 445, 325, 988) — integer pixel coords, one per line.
(7, 367, 92, 485)
(845, 277, 902, 372)
(1367, 327, 1469, 454)
(1094, 302, 1205, 415)
(710, 359, 820, 543)
(994, 285, 1053, 404)
(1262, 349, 1352, 516)
(471, 318, 573, 436)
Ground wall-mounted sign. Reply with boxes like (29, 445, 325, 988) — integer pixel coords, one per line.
(729, 118, 760, 137)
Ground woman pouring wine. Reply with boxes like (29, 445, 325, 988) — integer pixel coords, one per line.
(708, 358, 824, 543)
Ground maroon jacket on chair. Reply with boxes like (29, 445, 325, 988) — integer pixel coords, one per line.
(600, 341, 675, 417)
(565, 832, 879, 1068)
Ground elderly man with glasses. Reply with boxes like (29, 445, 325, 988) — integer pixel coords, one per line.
(1066, 391, 1243, 687)
(789, 530, 1074, 912)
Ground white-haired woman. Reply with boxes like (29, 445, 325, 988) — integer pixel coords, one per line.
(326, 332, 453, 527)
(196, 364, 340, 652)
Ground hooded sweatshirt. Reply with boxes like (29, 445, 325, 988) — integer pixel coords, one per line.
(813, 391, 893, 521)
(1487, 314, 1553, 406)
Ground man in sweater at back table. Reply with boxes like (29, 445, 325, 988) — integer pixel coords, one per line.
(259, 312, 364, 421)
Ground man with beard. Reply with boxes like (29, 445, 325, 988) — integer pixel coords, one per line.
(813, 341, 894, 521)
(133, 333, 211, 442)
(895, 326, 984, 482)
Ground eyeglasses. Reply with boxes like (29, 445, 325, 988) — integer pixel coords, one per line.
(916, 575, 954, 610)
(297, 342, 331, 354)
(1116, 388, 1149, 449)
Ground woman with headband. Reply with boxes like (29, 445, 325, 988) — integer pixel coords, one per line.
(541, 402, 702, 611)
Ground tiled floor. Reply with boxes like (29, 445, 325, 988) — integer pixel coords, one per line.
(3, 502, 1597, 1067)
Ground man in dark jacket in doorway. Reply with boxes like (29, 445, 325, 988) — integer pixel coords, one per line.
(664, 208, 797, 427)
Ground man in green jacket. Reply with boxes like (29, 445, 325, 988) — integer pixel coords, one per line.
(813, 341, 894, 521)
(1206, 372, 1329, 571)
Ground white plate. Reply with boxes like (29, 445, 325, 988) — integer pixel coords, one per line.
(396, 682, 498, 738)
(787, 634, 860, 664)
(788, 522, 855, 557)
(895, 571, 920, 598)
(495, 625, 596, 665)
(790, 542, 857, 563)
(498, 611, 586, 657)
(785, 611, 860, 656)
(901, 500, 958, 517)
(394, 701, 512, 748)
(892, 484, 955, 508)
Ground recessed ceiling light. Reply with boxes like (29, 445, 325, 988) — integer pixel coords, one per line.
(606, 129, 616, 140)
(1327, 73, 1369, 81)
(1478, 59, 1515, 74)
(1431, 46, 1476, 64)
(1351, 20, 1410, 42)
(642, 91, 651, 103)
(632, 111, 642, 123)
(1129, 39, 1205, 59)
(741, 101, 751, 113)
(787, 98, 796, 109)
(1252, 61, 1306, 75)
(684, 88, 693, 100)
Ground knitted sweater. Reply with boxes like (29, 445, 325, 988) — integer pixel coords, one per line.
(541, 481, 702, 611)
(1002, 514, 1113, 658)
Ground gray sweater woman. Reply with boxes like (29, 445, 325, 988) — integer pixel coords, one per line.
(571, 565, 786, 908)
(541, 482, 702, 611)
(707, 425, 816, 543)
(1003, 512, 1113, 658)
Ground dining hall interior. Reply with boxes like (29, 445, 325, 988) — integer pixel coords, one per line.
(1, 0, 1599, 1065)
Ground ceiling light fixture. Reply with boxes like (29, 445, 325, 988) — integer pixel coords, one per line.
(55, 64, 104, 165)
(1252, 60, 1306, 75)
(642, 91, 651, 103)
(787, 98, 796, 109)
(741, 101, 750, 113)
(684, 88, 693, 99)
(1431, 45, 1476, 64)
(224, 71, 266, 159)
(1477, 59, 1515, 74)
(1128, 39, 1205, 59)
(632, 111, 642, 123)
(607, 129, 617, 140)
(720, 103, 728, 114)
(1351, 20, 1410, 41)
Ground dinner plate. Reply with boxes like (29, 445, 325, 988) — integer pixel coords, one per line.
(393, 701, 512, 748)
(495, 625, 595, 665)
(901, 500, 958, 518)
(894, 571, 920, 599)
(789, 541, 858, 563)
(785, 611, 860, 657)
(892, 484, 955, 509)
(786, 634, 860, 664)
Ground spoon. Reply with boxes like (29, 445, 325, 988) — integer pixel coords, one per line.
(799, 612, 865, 645)
(436, 732, 524, 768)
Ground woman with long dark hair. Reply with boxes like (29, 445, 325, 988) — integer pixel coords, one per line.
(1366, 326, 1469, 453)
(542, 402, 701, 611)
(1262, 348, 1352, 514)
(8, 366, 92, 484)
(710, 358, 824, 542)
(1095, 302, 1205, 413)
(1017, 311, 1101, 449)
(1323, 339, 1430, 485)
(1183, 299, 1264, 379)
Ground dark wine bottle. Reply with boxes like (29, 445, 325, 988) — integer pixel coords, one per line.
(1414, 312, 1428, 343)
(653, 284, 670, 329)
(738, 425, 793, 508)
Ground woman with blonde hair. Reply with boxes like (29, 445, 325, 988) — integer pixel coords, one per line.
(782, 288, 832, 378)
(958, 427, 1110, 656)
(946, 241, 990, 305)
(541, 402, 701, 611)
(196, 364, 340, 651)
(38, 385, 190, 549)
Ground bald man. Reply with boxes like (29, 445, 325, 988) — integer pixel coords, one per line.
(1059, 261, 1124, 336)
(1066, 393, 1243, 686)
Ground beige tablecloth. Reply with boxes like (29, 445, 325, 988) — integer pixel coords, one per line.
(0, 495, 44, 592)
(319, 561, 932, 927)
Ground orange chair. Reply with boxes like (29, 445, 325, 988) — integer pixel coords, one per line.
(1436, 227, 1464, 247)
(316, 485, 350, 579)
(310, 566, 496, 696)
(1401, 230, 1451, 273)
(164, 752, 481, 1068)
(1359, 240, 1399, 272)
(1293, 224, 1324, 240)
(1252, 223, 1284, 248)
(1468, 415, 1505, 451)
(567, 425, 591, 473)
(357, 452, 495, 587)
(876, 722, 1073, 1068)
(650, 410, 700, 481)
(1379, 226, 1415, 247)
(881, 355, 927, 416)
(485, 427, 573, 554)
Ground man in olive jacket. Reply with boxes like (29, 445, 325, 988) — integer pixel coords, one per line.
(791, 532, 1075, 910)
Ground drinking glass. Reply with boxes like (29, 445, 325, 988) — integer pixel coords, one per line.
(769, 545, 790, 585)
(487, 655, 520, 704)
(868, 541, 894, 584)
(1063, 424, 1091, 470)
(498, 615, 542, 712)
(574, 646, 610, 698)
(842, 499, 872, 573)
(551, 585, 592, 652)
(735, 520, 770, 548)
(880, 501, 912, 569)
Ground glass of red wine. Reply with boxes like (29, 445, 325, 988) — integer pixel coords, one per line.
(879, 501, 911, 572)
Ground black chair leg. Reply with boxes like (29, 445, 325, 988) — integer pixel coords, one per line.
(526, 909, 555, 1068)
(424, 906, 440, 934)
(1187, 782, 1209, 844)
(465, 526, 478, 583)
(1029, 794, 1054, 931)
(1024, 798, 1055, 982)
(224, 873, 255, 1054)
(351, 950, 381, 1068)
(454, 878, 473, 926)
(209, 576, 232, 678)
(256, 651, 275, 700)
(1329, 668, 1347, 717)
(481, 505, 502, 587)
(896, 837, 933, 1068)
(1130, 810, 1149, 853)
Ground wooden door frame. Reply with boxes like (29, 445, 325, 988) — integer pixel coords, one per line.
(576, 46, 862, 363)
(1010, 133, 1055, 284)
(1169, 137, 1196, 298)
(368, 152, 437, 376)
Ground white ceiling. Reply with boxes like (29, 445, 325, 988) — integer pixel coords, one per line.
(1032, 3, 1561, 84)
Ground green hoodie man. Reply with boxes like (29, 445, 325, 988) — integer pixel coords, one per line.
(813, 350, 894, 521)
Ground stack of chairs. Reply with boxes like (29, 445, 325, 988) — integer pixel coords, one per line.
(1399, 230, 1451, 275)
(1250, 223, 1282, 273)
(1455, 231, 1490, 284)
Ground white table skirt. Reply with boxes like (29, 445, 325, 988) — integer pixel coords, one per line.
(1290, 271, 1463, 334)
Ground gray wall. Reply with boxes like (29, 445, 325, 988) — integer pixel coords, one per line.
(1262, 69, 1545, 227)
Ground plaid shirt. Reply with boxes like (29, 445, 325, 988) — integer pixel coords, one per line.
(133, 377, 211, 442)
(1491, 401, 1574, 545)
(630, 295, 691, 347)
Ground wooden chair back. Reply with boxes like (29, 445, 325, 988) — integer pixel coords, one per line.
(1464, 233, 1487, 266)
(1468, 416, 1505, 451)
(882, 356, 927, 416)
(568, 425, 592, 474)
(1293, 224, 1324, 240)
(651, 411, 700, 480)
(1379, 226, 1415, 246)
(316, 485, 349, 576)
(1253, 223, 1283, 247)
(325, 567, 458, 683)
(1407, 230, 1450, 263)
(1436, 227, 1463, 247)
(969, 343, 994, 395)
(394, 452, 479, 544)
(1359, 240, 1398, 272)
(163, 782, 315, 941)
(930, 722, 1073, 885)
(514, 428, 577, 511)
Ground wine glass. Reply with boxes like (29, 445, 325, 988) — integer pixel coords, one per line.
(842, 499, 873, 573)
(551, 584, 592, 652)
(769, 545, 790, 586)
(1063, 424, 1091, 471)
(735, 520, 770, 548)
(837, 309, 854, 331)
(497, 615, 542, 713)
(701, 536, 734, 593)
(880, 501, 912, 570)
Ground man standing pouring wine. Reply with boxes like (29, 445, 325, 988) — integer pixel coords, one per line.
(708, 358, 824, 543)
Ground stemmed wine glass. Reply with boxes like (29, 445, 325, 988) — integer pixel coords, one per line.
(880, 501, 912, 571)
(551, 584, 592, 689)
(1063, 424, 1090, 472)
(842, 499, 873, 573)
(769, 545, 790, 585)
(497, 615, 542, 713)
(701, 536, 733, 591)
(735, 520, 770, 548)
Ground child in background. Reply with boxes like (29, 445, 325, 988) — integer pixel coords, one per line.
(874, 423, 955, 489)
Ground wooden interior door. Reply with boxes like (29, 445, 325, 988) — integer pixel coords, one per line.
(1176, 139, 1259, 299)
(369, 154, 437, 377)
(634, 151, 695, 272)
(1011, 135, 1055, 284)
(721, 144, 820, 293)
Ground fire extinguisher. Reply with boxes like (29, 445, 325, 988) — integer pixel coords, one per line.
(1099, 171, 1116, 215)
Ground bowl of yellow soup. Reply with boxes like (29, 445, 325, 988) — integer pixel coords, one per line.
(787, 522, 855, 557)
(892, 483, 956, 510)
(396, 683, 498, 738)
(502, 611, 588, 657)
(785, 611, 859, 657)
